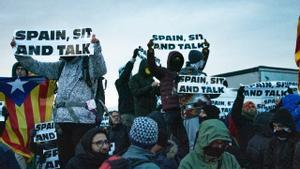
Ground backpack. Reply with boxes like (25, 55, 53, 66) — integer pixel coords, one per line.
(57, 56, 107, 122)
(99, 155, 152, 169)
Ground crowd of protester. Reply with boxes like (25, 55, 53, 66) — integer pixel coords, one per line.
(0, 37, 299, 169)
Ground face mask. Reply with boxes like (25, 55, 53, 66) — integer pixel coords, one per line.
(274, 130, 291, 140)
(203, 146, 225, 158)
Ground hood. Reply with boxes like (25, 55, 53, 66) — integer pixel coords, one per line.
(194, 119, 231, 155)
(271, 108, 296, 132)
(138, 59, 151, 76)
(282, 94, 300, 113)
(80, 127, 108, 155)
(254, 111, 273, 137)
(167, 51, 184, 72)
(11, 62, 28, 77)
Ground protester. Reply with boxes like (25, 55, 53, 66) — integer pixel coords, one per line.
(122, 117, 160, 169)
(263, 108, 300, 169)
(108, 110, 130, 155)
(179, 119, 241, 169)
(11, 62, 28, 77)
(0, 106, 21, 169)
(66, 127, 110, 169)
(129, 59, 159, 116)
(246, 111, 273, 169)
(115, 49, 138, 127)
(230, 86, 256, 156)
(147, 39, 189, 158)
(11, 35, 107, 168)
(179, 46, 210, 151)
(148, 111, 179, 169)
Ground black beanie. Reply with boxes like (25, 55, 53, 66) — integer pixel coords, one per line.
(188, 50, 203, 64)
(271, 108, 296, 131)
(202, 105, 220, 119)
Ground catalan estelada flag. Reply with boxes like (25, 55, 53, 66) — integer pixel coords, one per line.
(0, 76, 55, 158)
(295, 16, 300, 91)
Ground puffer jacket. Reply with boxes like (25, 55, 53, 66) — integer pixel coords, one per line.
(282, 94, 300, 132)
(179, 119, 241, 169)
(147, 50, 184, 113)
(15, 43, 107, 123)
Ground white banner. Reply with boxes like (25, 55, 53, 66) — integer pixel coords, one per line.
(177, 75, 226, 94)
(13, 28, 94, 57)
(152, 33, 208, 50)
(0, 101, 4, 122)
(41, 148, 60, 169)
(34, 121, 57, 143)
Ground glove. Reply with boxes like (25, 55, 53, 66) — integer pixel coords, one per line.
(237, 86, 245, 97)
(133, 48, 139, 59)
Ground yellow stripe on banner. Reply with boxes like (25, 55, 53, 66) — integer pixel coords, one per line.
(45, 81, 55, 121)
(296, 51, 300, 63)
(31, 85, 41, 124)
(0, 92, 5, 101)
(15, 104, 28, 147)
(4, 116, 20, 145)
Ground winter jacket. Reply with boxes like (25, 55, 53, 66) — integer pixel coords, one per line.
(230, 92, 255, 155)
(122, 145, 160, 169)
(246, 111, 273, 169)
(0, 143, 21, 169)
(129, 59, 158, 116)
(147, 50, 184, 113)
(115, 60, 135, 115)
(263, 109, 300, 169)
(179, 119, 241, 169)
(282, 94, 300, 132)
(15, 43, 107, 124)
(66, 128, 109, 169)
(109, 123, 130, 155)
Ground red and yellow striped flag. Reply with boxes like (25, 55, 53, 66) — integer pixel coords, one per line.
(0, 76, 55, 158)
(295, 16, 300, 91)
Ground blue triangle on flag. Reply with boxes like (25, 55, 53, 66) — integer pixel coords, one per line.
(0, 76, 47, 106)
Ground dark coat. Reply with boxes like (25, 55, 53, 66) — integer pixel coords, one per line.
(0, 143, 21, 169)
(129, 59, 158, 116)
(263, 109, 300, 169)
(115, 60, 135, 115)
(231, 93, 255, 155)
(109, 123, 130, 155)
(246, 111, 273, 169)
(66, 128, 108, 169)
(147, 50, 184, 113)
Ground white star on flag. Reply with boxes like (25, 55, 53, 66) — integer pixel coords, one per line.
(7, 78, 28, 93)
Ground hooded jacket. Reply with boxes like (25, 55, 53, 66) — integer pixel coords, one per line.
(15, 43, 107, 123)
(263, 108, 300, 169)
(11, 62, 28, 77)
(147, 50, 183, 113)
(66, 128, 109, 169)
(129, 59, 158, 116)
(179, 119, 241, 169)
(282, 94, 300, 132)
(246, 111, 273, 169)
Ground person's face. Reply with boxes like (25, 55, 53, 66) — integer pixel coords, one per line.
(110, 111, 120, 125)
(273, 122, 290, 132)
(91, 133, 110, 154)
(16, 66, 27, 77)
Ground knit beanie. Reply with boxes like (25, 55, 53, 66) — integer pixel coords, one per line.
(188, 50, 203, 64)
(242, 101, 257, 120)
(129, 117, 158, 149)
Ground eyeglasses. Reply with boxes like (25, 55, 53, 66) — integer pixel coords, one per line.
(92, 140, 110, 147)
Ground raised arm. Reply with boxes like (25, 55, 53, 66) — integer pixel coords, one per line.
(88, 35, 107, 79)
(147, 39, 164, 79)
(231, 86, 245, 126)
